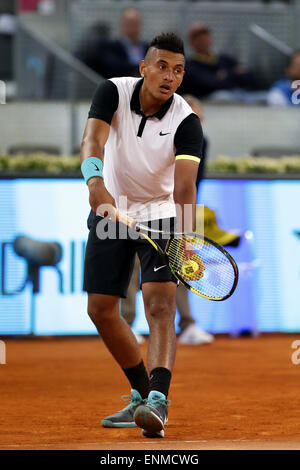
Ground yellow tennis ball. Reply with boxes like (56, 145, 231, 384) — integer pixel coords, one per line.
(182, 259, 198, 277)
(181, 254, 205, 281)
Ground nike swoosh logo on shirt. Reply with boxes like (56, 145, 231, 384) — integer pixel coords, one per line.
(153, 265, 167, 272)
(159, 131, 171, 136)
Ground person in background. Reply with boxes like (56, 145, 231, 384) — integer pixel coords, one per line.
(179, 96, 240, 343)
(90, 8, 148, 79)
(122, 94, 240, 345)
(75, 8, 147, 79)
(182, 22, 258, 100)
(267, 50, 300, 106)
(176, 94, 212, 344)
(112, 7, 148, 76)
(121, 94, 212, 346)
(74, 22, 112, 77)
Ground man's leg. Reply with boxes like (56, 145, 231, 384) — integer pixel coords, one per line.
(132, 216, 178, 437)
(88, 293, 150, 427)
(84, 215, 150, 428)
(88, 293, 142, 368)
(133, 281, 177, 437)
(142, 281, 177, 375)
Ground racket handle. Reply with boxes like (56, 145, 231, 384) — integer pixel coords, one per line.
(115, 209, 137, 230)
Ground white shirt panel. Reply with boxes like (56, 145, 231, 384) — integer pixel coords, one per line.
(103, 77, 193, 222)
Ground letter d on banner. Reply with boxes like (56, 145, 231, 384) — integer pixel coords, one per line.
(0, 341, 6, 364)
(0, 81, 6, 104)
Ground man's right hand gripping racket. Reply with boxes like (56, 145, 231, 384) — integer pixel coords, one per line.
(114, 209, 238, 301)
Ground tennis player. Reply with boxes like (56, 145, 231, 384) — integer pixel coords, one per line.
(80, 33, 203, 438)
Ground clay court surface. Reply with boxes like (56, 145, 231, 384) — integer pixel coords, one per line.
(1, 334, 300, 450)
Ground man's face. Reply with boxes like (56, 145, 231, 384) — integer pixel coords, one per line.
(287, 54, 300, 81)
(140, 49, 185, 102)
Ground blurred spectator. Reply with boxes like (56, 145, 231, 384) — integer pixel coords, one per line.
(267, 50, 300, 106)
(76, 8, 148, 79)
(74, 22, 112, 76)
(116, 8, 148, 70)
(182, 22, 259, 101)
(175, 95, 213, 344)
(121, 95, 213, 346)
(121, 94, 240, 345)
(177, 95, 240, 344)
(103, 7, 148, 78)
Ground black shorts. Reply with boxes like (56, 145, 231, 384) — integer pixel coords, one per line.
(83, 211, 177, 298)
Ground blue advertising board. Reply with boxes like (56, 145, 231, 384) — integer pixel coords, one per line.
(0, 178, 299, 335)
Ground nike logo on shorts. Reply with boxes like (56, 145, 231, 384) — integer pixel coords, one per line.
(153, 265, 167, 272)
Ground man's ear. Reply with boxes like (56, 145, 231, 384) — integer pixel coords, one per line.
(139, 60, 146, 78)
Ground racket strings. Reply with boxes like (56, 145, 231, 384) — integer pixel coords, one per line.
(167, 235, 236, 300)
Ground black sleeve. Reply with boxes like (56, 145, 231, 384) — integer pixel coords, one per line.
(88, 80, 119, 124)
(174, 113, 203, 159)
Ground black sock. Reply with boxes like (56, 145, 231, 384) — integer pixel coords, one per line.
(149, 367, 172, 398)
(122, 360, 150, 399)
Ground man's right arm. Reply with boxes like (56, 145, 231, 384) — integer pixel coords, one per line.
(80, 80, 119, 215)
(80, 118, 115, 215)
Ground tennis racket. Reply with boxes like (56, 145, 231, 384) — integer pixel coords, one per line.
(114, 209, 238, 301)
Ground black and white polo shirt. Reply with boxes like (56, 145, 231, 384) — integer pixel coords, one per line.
(88, 77, 203, 221)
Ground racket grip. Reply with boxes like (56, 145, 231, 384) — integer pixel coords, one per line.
(115, 209, 137, 229)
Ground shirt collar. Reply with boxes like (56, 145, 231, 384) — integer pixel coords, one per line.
(130, 78, 174, 120)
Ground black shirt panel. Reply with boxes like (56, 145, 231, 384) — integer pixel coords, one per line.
(174, 113, 203, 159)
(88, 80, 119, 124)
(196, 136, 208, 189)
(130, 78, 144, 114)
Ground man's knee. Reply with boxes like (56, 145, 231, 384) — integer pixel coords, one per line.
(143, 283, 176, 321)
(88, 294, 119, 325)
(146, 298, 175, 323)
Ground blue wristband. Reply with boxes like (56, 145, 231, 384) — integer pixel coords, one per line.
(81, 157, 103, 184)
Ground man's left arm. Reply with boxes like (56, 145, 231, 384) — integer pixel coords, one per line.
(173, 113, 203, 233)
(174, 158, 199, 233)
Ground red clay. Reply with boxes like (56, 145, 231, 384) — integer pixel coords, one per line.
(0, 334, 300, 449)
